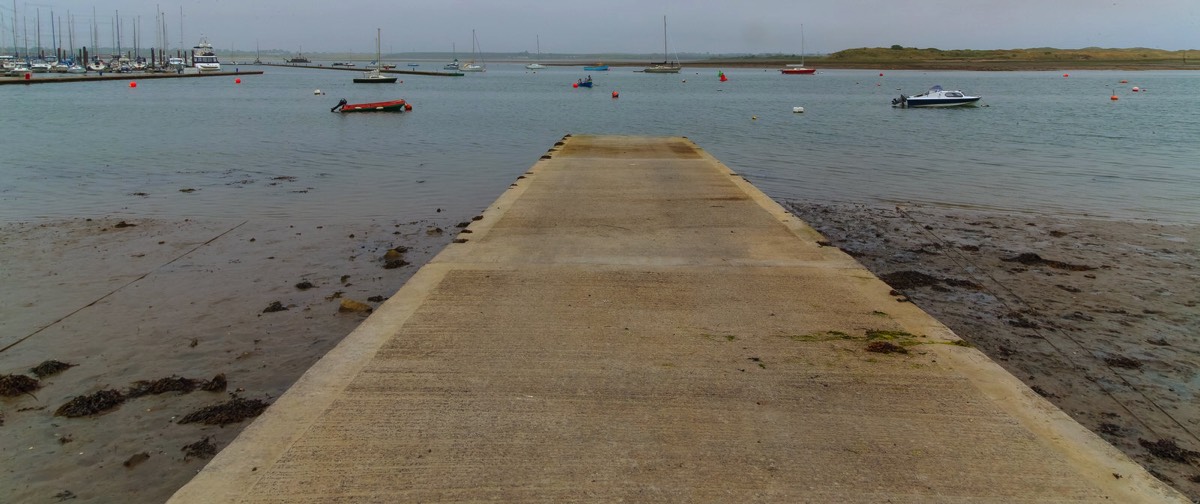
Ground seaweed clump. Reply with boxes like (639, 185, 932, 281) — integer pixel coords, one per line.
(178, 397, 269, 426)
(30, 360, 76, 379)
(182, 436, 218, 461)
(865, 341, 909, 354)
(127, 376, 199, 398)
(55, 389, 127, 417)
(0, 374, 40, 397)
(1138, 438, 1199, 464)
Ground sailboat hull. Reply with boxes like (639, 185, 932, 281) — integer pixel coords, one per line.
(780, 67, 815, 75)
(644, 66, 681, 74)
(353, 76, 398, 83)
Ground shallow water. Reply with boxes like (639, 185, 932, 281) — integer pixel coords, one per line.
(2, 65, 1198, 223)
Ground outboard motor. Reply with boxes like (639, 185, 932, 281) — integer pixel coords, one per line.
(331, 98, 348, 112)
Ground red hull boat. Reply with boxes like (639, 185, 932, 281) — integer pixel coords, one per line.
(331, 99, 411, 113)
(780, 67, 816, 75)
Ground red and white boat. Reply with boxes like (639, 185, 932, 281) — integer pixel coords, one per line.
(780, 24, 816, 75)
(331, 99, 412, 113)
(780, 65, 815, 75)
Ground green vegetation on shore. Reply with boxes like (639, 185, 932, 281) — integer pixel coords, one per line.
(710, 46, 1200, 70)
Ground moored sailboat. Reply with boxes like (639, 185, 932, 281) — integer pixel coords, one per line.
(780, 24, 815, 75)
(355, 28, 397, 83)
(459, 30, 485, 72)
(643, 15, 681, 73)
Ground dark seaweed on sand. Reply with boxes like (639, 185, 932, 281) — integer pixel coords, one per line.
(182, 436, 218, 461)
(30, 360, 76, 379)
(0, 374, 40, 397)
(178, 397, 269, 426)
(127, 376, 199, 398)
(128, 374, 227, 397)
(55, 389, 126, 417)
(1139, 438, 1200, 464)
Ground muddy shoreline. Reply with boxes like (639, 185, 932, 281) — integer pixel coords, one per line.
(3, 202, 1198, 502)
(0, 215, 462, 503)
(784, 201, 1200, 500)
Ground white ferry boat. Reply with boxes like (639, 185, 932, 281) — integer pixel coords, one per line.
(192, 37, 221, 72)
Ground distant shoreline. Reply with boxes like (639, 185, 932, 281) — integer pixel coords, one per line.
(526, 59, 1200, 71)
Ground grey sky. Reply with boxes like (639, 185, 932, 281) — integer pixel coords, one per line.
(5, 1, 1197, 55)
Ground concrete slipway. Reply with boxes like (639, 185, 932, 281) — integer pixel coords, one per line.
(169, 135, 1185, 503)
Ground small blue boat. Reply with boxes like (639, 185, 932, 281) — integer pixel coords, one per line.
(583, 64, 608, 71)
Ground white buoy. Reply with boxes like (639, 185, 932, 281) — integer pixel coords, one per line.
(314, 89, 322, 95)
(792, 106, 805, 113)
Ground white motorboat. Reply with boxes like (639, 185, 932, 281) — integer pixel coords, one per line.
(892, 85, 981, 108)
(192, 37, 222, 72)
(168, 57, 186, 72)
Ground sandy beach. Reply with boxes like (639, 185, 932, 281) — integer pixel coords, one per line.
(2, 200, 1198, 502)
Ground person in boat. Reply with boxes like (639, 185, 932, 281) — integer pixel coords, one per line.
(330, 98, 348, 112)
(586, 75, 592, 82)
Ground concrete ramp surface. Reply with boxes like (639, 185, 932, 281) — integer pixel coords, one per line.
(170, 135, 1184, 503)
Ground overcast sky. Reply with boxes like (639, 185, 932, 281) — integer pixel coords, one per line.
(4, 0, 1197, 55)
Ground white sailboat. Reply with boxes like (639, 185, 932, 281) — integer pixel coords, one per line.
(459, 30, 485, 72)
(355, 28, 397, 83)
(525, 35, 545, 70)
(444, 42, 459, 70)
(643, 15, 681, 73)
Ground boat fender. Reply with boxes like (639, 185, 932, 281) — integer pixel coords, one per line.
(331, 98, 348, 112)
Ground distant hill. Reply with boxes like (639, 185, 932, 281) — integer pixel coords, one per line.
(710, 46, 1200, 70)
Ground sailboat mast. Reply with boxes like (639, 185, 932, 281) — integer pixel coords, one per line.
(800, 23, 805, 66)
(662, 15, 667, 61)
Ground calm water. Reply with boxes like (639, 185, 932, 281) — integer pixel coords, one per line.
(2, 65, 1198, 224)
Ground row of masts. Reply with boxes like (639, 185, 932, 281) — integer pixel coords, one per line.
(1, 3, 188, 62)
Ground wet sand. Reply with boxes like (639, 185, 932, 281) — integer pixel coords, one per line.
(2, 201, 1198, 502)
(785, 201, 1200, 500)
(0, 214, 460, 503)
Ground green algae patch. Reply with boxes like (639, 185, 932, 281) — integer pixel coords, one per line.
(865, 329, 918, 341)
(784, 331, 854, 342)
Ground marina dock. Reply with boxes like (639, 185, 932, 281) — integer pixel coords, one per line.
(0, 70, 264, 86)
(260, 62, 464, 77)
(168, 135, 1185, 503)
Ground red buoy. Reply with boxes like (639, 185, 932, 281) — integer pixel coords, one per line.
(572, 82, 578, 88)
(405, 103, 413, 111)
(879, 72, 884, 77)
(129, 81, 137, 88)
(235, 78, 241, 84)
(612, 91, 619, 99)
(1063, 73, 1069, 78)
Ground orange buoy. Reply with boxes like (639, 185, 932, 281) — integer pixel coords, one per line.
(235, 78, 241, 84)
(129, 81, 137, 88)
(612, 91, 619, 99)
(1111, 94, 1119, 101)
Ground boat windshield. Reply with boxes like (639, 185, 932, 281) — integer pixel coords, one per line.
(945, 91, 963, 97)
